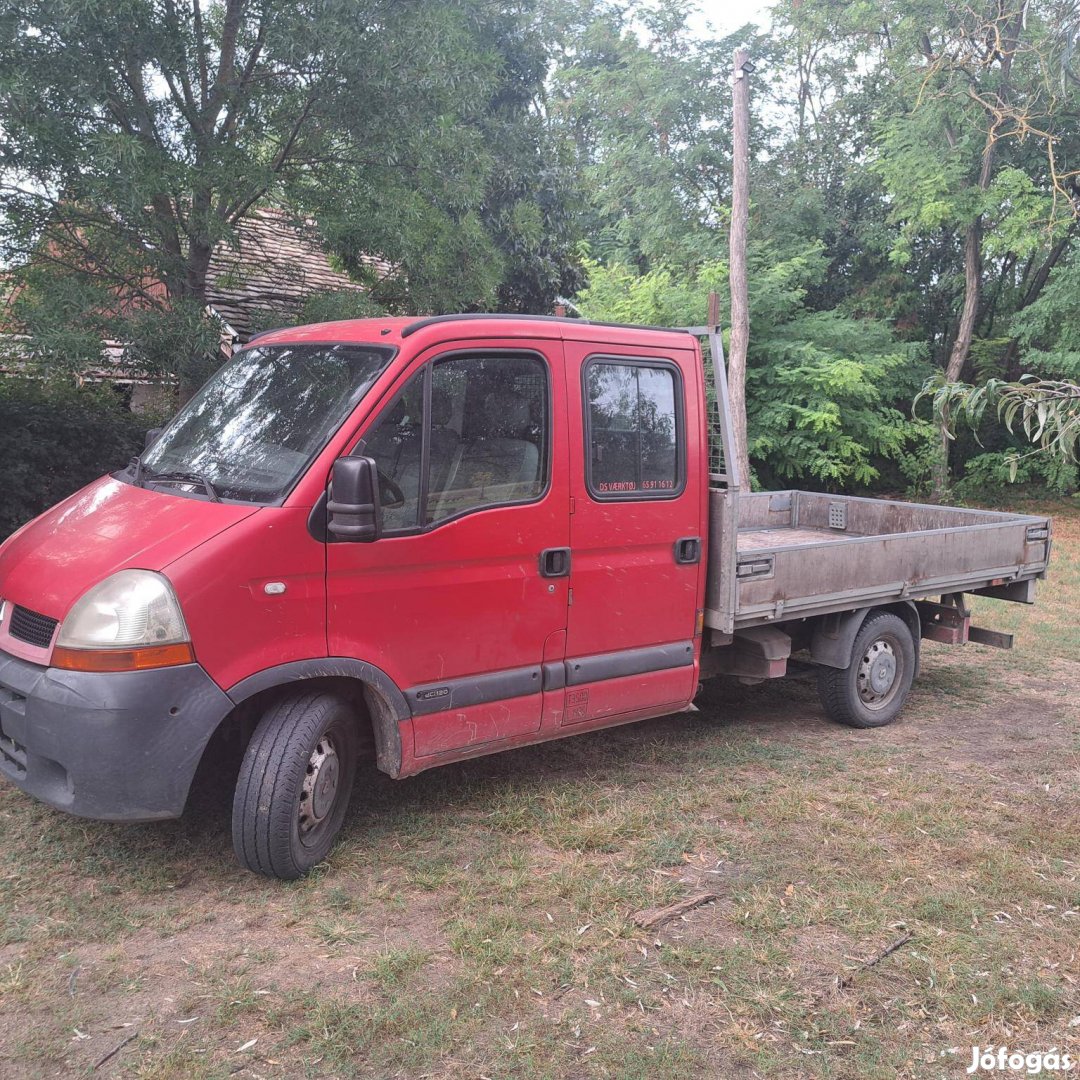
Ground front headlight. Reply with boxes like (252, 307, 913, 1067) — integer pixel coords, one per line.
(54, 570, 193, 672)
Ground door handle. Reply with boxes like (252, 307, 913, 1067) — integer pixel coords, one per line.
(539, 547, 571, 578)
(674, 536, 701, 565)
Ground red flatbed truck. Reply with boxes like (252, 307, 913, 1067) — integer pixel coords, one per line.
(0, 315, 1052, 878)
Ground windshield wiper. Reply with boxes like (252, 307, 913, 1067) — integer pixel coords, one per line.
(127, 456, 146, 489)
(144, 469, 221, 502)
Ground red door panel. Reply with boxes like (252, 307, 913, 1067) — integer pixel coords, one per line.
(326, 337, 570, 759)
(563, 342, 707, 724)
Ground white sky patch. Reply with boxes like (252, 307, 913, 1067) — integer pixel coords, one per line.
(691, 0, 776, 40)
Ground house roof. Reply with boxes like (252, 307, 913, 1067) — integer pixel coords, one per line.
(205, 208, 388, 342)
(0, 207, 390, 378)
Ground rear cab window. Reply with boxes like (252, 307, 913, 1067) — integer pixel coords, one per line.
(583, 357, 685, 500)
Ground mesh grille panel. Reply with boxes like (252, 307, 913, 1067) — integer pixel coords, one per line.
(702, 338, 728, 480)
(9, 606, 59, 649)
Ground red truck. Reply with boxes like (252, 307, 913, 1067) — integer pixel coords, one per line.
(0, 315, 1052, 878)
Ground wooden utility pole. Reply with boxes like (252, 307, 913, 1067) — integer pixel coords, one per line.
(728, 48, 752, 489)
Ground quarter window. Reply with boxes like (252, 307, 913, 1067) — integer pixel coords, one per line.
(586, 361, 682, 499)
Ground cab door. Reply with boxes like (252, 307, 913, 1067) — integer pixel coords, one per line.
(561, 341, 705, 725)
(326, 338, 569, 759)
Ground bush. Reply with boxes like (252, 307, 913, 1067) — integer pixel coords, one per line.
(952, 450, 1079, 504)
(0, 378, 154, 540)
(575, 250, 932, 492)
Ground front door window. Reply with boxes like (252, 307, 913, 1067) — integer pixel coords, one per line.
(358, 352, 550, 532)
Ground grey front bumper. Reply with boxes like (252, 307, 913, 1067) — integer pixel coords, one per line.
(0, 650, 234, 821)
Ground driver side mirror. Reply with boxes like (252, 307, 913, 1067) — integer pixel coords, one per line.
(328, 456, 382, 542)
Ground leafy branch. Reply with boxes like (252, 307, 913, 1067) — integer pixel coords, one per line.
(916, 373, 1080, 477)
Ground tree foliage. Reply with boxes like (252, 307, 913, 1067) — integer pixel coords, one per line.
(577, 244, 933, 489)
(547, 1, 779, 272)
(0, 0, 581, 383)
(918, 373, 1080, 470)
(4, 0, 1080, 510)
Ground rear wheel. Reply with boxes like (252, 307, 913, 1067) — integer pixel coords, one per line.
(232, 691, 358, 879)
(817, 612, 915, 728)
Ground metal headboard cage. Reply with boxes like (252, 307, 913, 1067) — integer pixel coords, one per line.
(681, 292, 741, 637)
(680, 291, 741, 494)
(701, 333, 729, 482)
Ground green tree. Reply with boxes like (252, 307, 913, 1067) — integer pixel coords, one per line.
(782, 0, 1080, 493)
(918, 242, 1080, 484)
(547, 0, 776, 273)
(0, 0, 580, 388)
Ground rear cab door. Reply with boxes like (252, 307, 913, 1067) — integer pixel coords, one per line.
(561, 331, 708, 725)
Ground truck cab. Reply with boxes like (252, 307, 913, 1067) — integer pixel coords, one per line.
(0, 315, 1052, 879)
(0, 316, 711, 877)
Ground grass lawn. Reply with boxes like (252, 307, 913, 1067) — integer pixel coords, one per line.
(1, 499, 1077, 1079)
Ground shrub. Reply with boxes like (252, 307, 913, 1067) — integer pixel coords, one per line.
(0, 378, 154, 540)
(952, 450, 1078, 504)
(575, 251, 933, 492)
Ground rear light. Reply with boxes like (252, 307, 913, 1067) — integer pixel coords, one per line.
(52, 642, 195, 673)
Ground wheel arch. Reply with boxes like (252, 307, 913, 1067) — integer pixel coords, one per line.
(810, 602, 921, 675)
(222, 658, 410, 778)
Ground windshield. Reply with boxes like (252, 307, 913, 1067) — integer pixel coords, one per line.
(140, 342, 394, 503)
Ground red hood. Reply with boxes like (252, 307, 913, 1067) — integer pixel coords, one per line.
(0, 476, 258, 620)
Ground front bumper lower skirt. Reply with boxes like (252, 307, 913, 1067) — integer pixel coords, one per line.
(0, 650, 234, 821)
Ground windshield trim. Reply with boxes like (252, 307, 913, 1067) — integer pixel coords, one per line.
(118, 341, 398, 508)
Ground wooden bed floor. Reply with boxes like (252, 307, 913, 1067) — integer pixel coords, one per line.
(737, 526, 859, 551)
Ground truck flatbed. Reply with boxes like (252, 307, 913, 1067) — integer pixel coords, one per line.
(708, 489, 1051, 635)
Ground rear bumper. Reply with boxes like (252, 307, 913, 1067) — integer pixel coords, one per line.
(0, 650, 234, 821)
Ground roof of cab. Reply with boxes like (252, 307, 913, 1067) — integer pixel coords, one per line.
(241, 313, 694, 352)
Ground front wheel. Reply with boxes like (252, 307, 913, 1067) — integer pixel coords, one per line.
(232, 691, 359, 879)
(817, 612, 916, 728)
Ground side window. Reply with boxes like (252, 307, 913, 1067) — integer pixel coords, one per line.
(360, 371, 425, 531)
(427, 353, 549, 524)
(585, 360, 682, 499)
(358, 352, 550, 532)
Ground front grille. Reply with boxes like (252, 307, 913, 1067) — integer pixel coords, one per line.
(9, 605, 59, 649)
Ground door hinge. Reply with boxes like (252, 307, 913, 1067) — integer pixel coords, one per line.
(569, 497, 576, 515)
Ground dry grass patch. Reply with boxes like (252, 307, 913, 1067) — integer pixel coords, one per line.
(0, 499, 1077, 1077)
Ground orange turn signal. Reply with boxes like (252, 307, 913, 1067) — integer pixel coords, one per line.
(52, 642, 195, 673)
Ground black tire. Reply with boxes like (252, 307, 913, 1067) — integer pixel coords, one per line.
(817, 612, 916, 728)
(232, 691, 358, 879)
